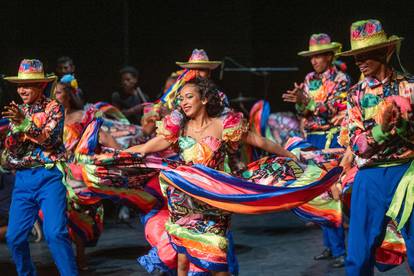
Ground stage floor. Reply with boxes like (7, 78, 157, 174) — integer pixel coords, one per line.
(0, 212, 406, 275)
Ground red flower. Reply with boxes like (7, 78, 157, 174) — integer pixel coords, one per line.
(365, 23, 376, 35)
(352, 30, 360, 40)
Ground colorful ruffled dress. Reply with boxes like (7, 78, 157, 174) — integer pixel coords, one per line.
(61, 103, 153, 246)
(158, 110, 248, 274)
(61, 108, 104, 246)
(137, 109, 342, 275)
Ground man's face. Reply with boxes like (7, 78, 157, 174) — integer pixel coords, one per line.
(310, 53, 333, 74)
(121, 73, 138, 92)
(195, 69, 211, 78)
(354, 48, 387, 77)
(56, 62, 75, 77)
(17, 83, 44, 104)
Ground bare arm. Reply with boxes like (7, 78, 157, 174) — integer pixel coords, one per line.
(243, 131, 297, 159)
(339, 146, 354, 171)
(331, 146, 354, 200)
(125, 135, 172, 155)
(99, 130, 122, 150)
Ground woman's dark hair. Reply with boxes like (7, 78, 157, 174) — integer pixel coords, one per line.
(119, 66, 139, 79)
(183, 77, 224, 117)
(58, 82, 84, 110)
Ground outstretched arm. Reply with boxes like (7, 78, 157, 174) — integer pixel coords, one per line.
(125, 135, 172, 155)
(99, 130, 122, 150)
(243, 131, 297, 159)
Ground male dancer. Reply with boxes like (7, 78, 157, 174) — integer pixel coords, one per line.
(2, 59, 78, 276)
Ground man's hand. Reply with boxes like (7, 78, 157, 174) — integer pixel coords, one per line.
(379, 100, 400, 132)
(2, 102, 25, 124)
(282, 82, 306, 104)
(331, 111, 346, 126)
(330, 183, 342, 201)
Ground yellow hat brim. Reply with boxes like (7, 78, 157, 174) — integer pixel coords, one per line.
(4, 75, 57, 84)
(340, 37, 403, 56)
(176, 61, 222, 70)
(298, 45, 341, 57)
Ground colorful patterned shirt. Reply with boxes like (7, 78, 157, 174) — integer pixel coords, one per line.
(296, 66, 351, 131)
(1, 96, 66, 170)
(341, 71, 414, 168)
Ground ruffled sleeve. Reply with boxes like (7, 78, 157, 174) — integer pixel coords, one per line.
(156, 109, 184, 143)
(81, 106, 98, 127)
(222, 111, 249, 143)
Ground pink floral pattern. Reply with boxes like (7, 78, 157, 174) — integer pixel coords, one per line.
(2, 96, 66, 169)
(309, 33, 331, 46)
(297, 66, 351, 131)
(342, 72, 414, 167)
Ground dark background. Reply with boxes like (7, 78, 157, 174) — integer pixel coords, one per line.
(1, 0, 413, 111)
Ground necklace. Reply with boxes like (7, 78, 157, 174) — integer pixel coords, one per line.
(191, 120, 213, 134)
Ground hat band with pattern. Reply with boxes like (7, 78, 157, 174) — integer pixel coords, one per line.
(309, 42, 341, 52)
(17, 72, 46, 80)
(351, 31, 389, 50)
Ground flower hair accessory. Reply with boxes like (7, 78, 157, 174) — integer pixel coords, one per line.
(60, 74, 79, 94)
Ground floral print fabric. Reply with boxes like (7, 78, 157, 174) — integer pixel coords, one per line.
(2, 96, 65, 169)
(340, 72, 414, 167)
(296, 66, 350, 131)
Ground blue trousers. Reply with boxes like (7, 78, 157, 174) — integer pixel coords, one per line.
(346, 162, 414, 275)
(306, 132, 346, 257)
(6, 167, 78, 276)
(322, 225, 346, 257)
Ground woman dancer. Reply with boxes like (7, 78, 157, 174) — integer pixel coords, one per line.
(128, 78, 308, 275)
(54, 75, 121, 269)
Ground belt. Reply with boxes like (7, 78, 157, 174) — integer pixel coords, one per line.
(308, 127, 340, 149)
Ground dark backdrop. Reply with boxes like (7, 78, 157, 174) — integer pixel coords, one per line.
(1, 0, 413, 112)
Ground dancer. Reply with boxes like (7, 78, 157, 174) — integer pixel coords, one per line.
(54, 74, 123, 269)
(338, 19, 414, 275)
(282, 33, 351, 267)
(129, 77, 320, 275)
(1, 59, 78, 276)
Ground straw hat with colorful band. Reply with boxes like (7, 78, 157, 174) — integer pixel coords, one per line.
(298, 33, 342, 57)
(5, 59, 57, 83)
(340, 19, 403, 56)
(176, 49, 222, 70)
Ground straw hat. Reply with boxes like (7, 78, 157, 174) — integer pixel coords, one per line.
(340, 19, 403, 56)
(298, 33, 342, 57)
(5, 59, 56, 83)
(176, 49, 222, 70)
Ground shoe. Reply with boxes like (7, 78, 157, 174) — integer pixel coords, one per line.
(29, 220, 43, 243)
(331, 255, 345, 268)
(118, 206, 130, 221)
(314, 248, 333, 260)
(76, 256, 89, 271)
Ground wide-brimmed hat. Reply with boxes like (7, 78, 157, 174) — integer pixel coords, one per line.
(340, 19, 403, 56)
(176, 49, 222, 70)
(298, 33, 342, 57)
(5, 59, 57, 83)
